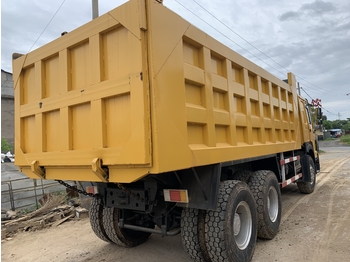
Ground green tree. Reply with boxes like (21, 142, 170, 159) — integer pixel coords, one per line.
(323, 120, 332, 130)
(1, 138, 13, 153)
(332, 120, 348, 129)
(343, 122, 350, 131)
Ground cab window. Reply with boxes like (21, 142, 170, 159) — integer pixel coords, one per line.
(305, 105, 312, 125)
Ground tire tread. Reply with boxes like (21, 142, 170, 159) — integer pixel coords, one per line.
(103, 207, 152, 247)
(248, 170, 281, 240)
(205, 180, 257, 262)
(89, 198, 111, 243)
(181, 208, 210, 261)
(297, 156, 316, 194)
(232, 170, 253, 183)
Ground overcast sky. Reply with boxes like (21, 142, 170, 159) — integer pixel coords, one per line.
(1, 0, 349, 120)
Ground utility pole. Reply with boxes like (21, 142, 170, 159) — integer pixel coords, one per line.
(297, 82, 301, 95)
(338, 112, 341, 120)
(92, 0, 99, 20)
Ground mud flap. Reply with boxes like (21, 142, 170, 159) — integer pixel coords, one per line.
(176, 164, 221, 211)
(301, 155, 311, 182)
(315, 157, 320, 173)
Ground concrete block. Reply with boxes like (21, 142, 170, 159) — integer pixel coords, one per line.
(75, 207, 89, 219)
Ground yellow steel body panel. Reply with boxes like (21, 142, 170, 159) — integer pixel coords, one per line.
(13, 0, 315, 183)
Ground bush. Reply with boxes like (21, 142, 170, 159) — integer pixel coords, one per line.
(1, 138, 13, 153)
(340, 135, 350, 146)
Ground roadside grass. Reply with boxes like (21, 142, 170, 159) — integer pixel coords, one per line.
(340, 134, 350, 145)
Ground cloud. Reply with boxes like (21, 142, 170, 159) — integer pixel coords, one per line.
(301, 0, 336, 15)
(279, 0, 336, 21)
(279, 11, 300, 21)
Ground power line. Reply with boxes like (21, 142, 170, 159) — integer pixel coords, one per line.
(27, 0, 67, 53)
(174, 0, 287, 79)
(300, 87, 338, 116)
(300, 86, 313, 100)
(298, 77, 343, 97)
(176, 0, 341, 118)
(299, 80, 345, 97)
(9, 0, 66, 96)
(192, 1, 288, 71)
(175, 0, 344, 116)
(322, 107, 338, 116)
(189, 0, 344, 97)
(299, 82, 343, 97)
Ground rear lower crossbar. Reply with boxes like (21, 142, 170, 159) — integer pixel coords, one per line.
(118, 219, 181, 236)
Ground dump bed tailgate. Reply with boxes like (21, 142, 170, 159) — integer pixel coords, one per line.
(13, 1, 151, 182)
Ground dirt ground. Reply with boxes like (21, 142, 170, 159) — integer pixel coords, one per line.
(2, 140, 350, 262)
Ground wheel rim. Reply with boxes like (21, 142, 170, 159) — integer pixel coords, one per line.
(233, 201, 252, 250)
(267, 186, 279, 222)
(310, 163, 315, 185)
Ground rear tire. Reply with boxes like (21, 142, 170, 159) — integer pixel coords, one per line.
(232, 170, 253, 183)
(248, 170, 281, 240)
(205, 180, 257, 262)
(103, 207, 152, 247)
(297, 155, 316, 194)
(89, 197, 111, 243)
(181, 208, 211, 262)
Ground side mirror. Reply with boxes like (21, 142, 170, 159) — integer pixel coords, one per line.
(317, 108, 322, 120)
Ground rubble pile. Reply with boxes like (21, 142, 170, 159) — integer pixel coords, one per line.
(1, 194, 89, 240)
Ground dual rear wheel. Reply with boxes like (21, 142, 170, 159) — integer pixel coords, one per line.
(181, 171, 282, 262)
(89, 198, 152, 247)
(248, 170, 281, 239)
(181, 181, 258, 262)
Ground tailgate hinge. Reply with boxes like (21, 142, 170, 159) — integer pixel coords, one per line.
(92, 158, 109, 182)
(31, 160, 46, 179)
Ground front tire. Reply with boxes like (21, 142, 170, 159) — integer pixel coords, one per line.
(297, 155, 316, 194)
(205, 180, 257, 262)
(248, 170, 281, 240)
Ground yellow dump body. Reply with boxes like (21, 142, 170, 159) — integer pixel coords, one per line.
(13, 0, 312, 183)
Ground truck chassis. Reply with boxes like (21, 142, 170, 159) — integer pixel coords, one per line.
(82, 143, 319, 261)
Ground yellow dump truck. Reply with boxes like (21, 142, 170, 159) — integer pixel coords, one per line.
(12, 0, 320, 261)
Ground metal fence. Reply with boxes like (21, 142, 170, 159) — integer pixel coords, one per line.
(1, 163, 74, 211)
